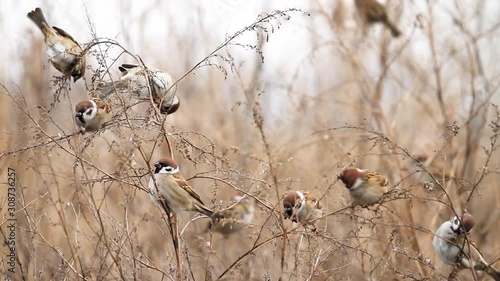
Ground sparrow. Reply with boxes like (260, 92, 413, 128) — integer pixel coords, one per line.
(149, 157, 212, 217)
(433, 213, 500, 280)
(208, 193, 255, 238)
(283, 190, 323, 232)
(27, 7, 86, 82)
(413, 152, 454, 191)
(99, 64, 179, 115)
(74, 98, 112, 134)
(354, 0, 401, 37)
(339, 168, 389, 206)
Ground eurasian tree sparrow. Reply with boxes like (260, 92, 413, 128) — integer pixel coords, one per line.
(27, 7, 86, 82)
(414, 152, 454, 191)
(209, 193, 255, 238)
(433, 213, 500, 280)
(355, 0, 401, 37)
(149, 157, 212, 217)
(99, 64, 179, 115)
(339, 168, 389, 206)
(283, 190, 323, 232)
(75, 98, 111, 134)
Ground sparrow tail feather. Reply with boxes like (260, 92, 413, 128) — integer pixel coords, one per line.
(168, 214, 183, 281)
(486, 266, 500, 281)
(195, 205, 213, 217)
(98, 81, 127, 98)
(27, 8, 49, 33)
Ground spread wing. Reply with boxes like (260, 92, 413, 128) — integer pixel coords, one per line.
(173, 173, 205, 205)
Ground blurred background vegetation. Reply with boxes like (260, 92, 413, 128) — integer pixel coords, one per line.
(1, 0, 500, 280)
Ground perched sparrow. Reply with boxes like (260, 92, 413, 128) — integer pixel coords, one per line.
(149, 157, 212, 216)
(433, 213, 500, 280)
(75, 98, 111, 134)
(27, 7, 86, 82)
(99, 64, 179, 115)
(339, 168, 389, 206)
(283, 190, 323, 232)
(355, 0, 401, 37)
(414, 152, 454, 191)
(208, 193, 255, 238)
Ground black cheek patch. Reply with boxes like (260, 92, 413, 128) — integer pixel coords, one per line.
(77, 115, 85, 124)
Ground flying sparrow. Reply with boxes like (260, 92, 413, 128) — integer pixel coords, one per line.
(283, 190, 323, 232)
(75, 98, 111, 134)
(27, 7, 86, 82)
(339, 168, 389, 206)
(354, 0, 401, 37)
(149, 157, 212, 217)
(99, 64, 179, 115)
(209, 193, 255, 238)
(433, 213, 500, 280)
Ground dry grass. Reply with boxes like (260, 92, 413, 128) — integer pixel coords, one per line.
(1, 1, 500, 280)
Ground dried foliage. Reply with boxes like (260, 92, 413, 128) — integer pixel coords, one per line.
(1, 2, 500, 281)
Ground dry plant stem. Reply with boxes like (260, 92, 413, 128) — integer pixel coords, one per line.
(88, 38, 183, 280)
(426, 0, 449, 127)
(160, 9, 305, 94)
(465, 106, 500, 206)
(188, 174, 272, 210)
(452, 1, 493, 207)
(253, 102, 288, 279)
(217, 206, 353, 280)
(100, 55, 181, 280)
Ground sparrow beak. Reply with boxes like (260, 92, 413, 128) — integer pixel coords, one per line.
(283, 207, 293, 219)
(153, 162, 162, 174)
(75, 112, 84, 124)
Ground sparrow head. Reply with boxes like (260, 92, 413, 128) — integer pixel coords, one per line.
(414, 153, 429, 164)
(72, 60, 85, 82)
(153, 157, 180, 174)
(449, 212, 475, 236)
(75, 99, 97, 124)
(161, 94, 180, 115)
(339, 168, 365, 190)
(461, 213, 475, 233)
(283, 191, 305, 220)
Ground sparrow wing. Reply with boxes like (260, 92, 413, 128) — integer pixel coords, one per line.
(302, 191, 322, 209)
(365, 172, 389, 186)
(121, 63, 140, 70)
(92, 98, 112, 113)
(172, 173, 205, 205)
(52, 26, 80, 46)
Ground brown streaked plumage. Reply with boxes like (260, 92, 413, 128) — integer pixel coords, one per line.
(149, 157, 212, 217)
(283, 190, 323, 232)
(355, 0, 401, 37)
(27, 7, 86, 82)
(339, 168, 389, 206)
(208, 194, 255, 238)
